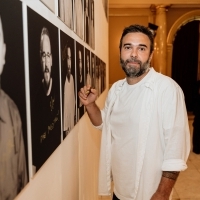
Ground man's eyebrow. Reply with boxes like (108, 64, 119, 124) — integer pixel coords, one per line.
(123, 43, 148, 48)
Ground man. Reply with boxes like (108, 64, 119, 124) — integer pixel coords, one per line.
(63, 43, 75, 137)
(77, 47, 84, 121)
(78, 24, 190, 200)
(0, 16, 27, 200)
(32, 27, 60, 172)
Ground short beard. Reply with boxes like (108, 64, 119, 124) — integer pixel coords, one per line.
(120, 57, 150, 78)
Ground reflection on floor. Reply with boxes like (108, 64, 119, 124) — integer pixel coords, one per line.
(99, 114, 200, 200)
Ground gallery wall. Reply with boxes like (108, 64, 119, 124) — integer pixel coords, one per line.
(0, 0, 108, 199)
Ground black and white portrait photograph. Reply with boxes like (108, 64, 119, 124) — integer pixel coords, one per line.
(95, 56, 101, 97)
(60, 30, 76, 139)
(27, 7, 61, 173)
(0, 0, 28, 199)
(74, 0, 84, 39)
(84, 0, 95, 48)
(40, 0, 55, 13)
(100, 59, 106, 93)
(58, 0, 74, 29)
(85, 48, 91, 86)
(90, 0, 95, 49)
(76, 41, 85, 121)
(84, 0, 90, 44)
(91, 52, 96, 89)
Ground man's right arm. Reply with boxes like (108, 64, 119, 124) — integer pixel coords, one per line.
(85, 102, 102, 126)
(78, 85, 102, 126)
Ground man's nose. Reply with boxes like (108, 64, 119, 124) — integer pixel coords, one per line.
(130, 48, 138, 58)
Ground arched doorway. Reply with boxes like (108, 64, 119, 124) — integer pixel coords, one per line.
(172, 20, 199, 112)
(167, 10, 200, 112)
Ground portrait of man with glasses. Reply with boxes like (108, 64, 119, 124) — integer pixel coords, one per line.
(28, 8, 61, 174)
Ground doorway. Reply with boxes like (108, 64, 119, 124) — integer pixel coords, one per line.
(172, 20, 200, 112)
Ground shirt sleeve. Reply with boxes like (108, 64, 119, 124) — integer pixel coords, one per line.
(161, 80, 191, 171)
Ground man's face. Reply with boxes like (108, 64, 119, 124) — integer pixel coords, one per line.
(0, 18, 6, 76)
(78, 50, 82, 77)
(41, 34, 52, 87)
(120, 32, 153, 78)
(67, 47, 71, 75)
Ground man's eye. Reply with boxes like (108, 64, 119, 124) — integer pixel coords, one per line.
(124, 46, 131, 50)
(139, 47, 146, 51)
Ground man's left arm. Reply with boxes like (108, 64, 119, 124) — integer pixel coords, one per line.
(150, 171, 180, 200)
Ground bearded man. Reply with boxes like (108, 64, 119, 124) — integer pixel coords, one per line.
(78, 24, 190, 200)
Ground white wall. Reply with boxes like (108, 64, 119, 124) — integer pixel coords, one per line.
(15, 0, 108, 199)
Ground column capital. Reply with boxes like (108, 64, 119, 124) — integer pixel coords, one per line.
(155, 4, 171, 11)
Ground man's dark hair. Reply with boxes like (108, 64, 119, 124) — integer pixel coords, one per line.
(119, 24, 154, 54)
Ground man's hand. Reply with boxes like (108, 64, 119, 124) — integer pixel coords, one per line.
(78, 85, 98, 106)
(78, 85, 102, 126)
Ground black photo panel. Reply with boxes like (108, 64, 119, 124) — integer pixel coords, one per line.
(0, 0, 28, 199)
(60, 30, 76, 139)
(28, 7, 61, 172)
(75, 41, 84, 122)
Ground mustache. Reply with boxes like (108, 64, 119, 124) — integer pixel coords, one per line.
(125, 57, 142, 65)
(44, 67, 49, 73)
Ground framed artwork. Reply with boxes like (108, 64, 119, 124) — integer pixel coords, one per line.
(91, 52, 96, 89)
(75, 41, 85, 121)
(0, 0, 28, 199)
(60, 30, 76, 139)
(74, 0, 84, 39)
(58, 0, 74, 30)
(84, 48, 91, 86)
(27, 7, 61, 173)
(100, 59, 106, 93)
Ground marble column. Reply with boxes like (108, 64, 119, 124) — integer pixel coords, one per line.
(153, 5, 168, 75)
